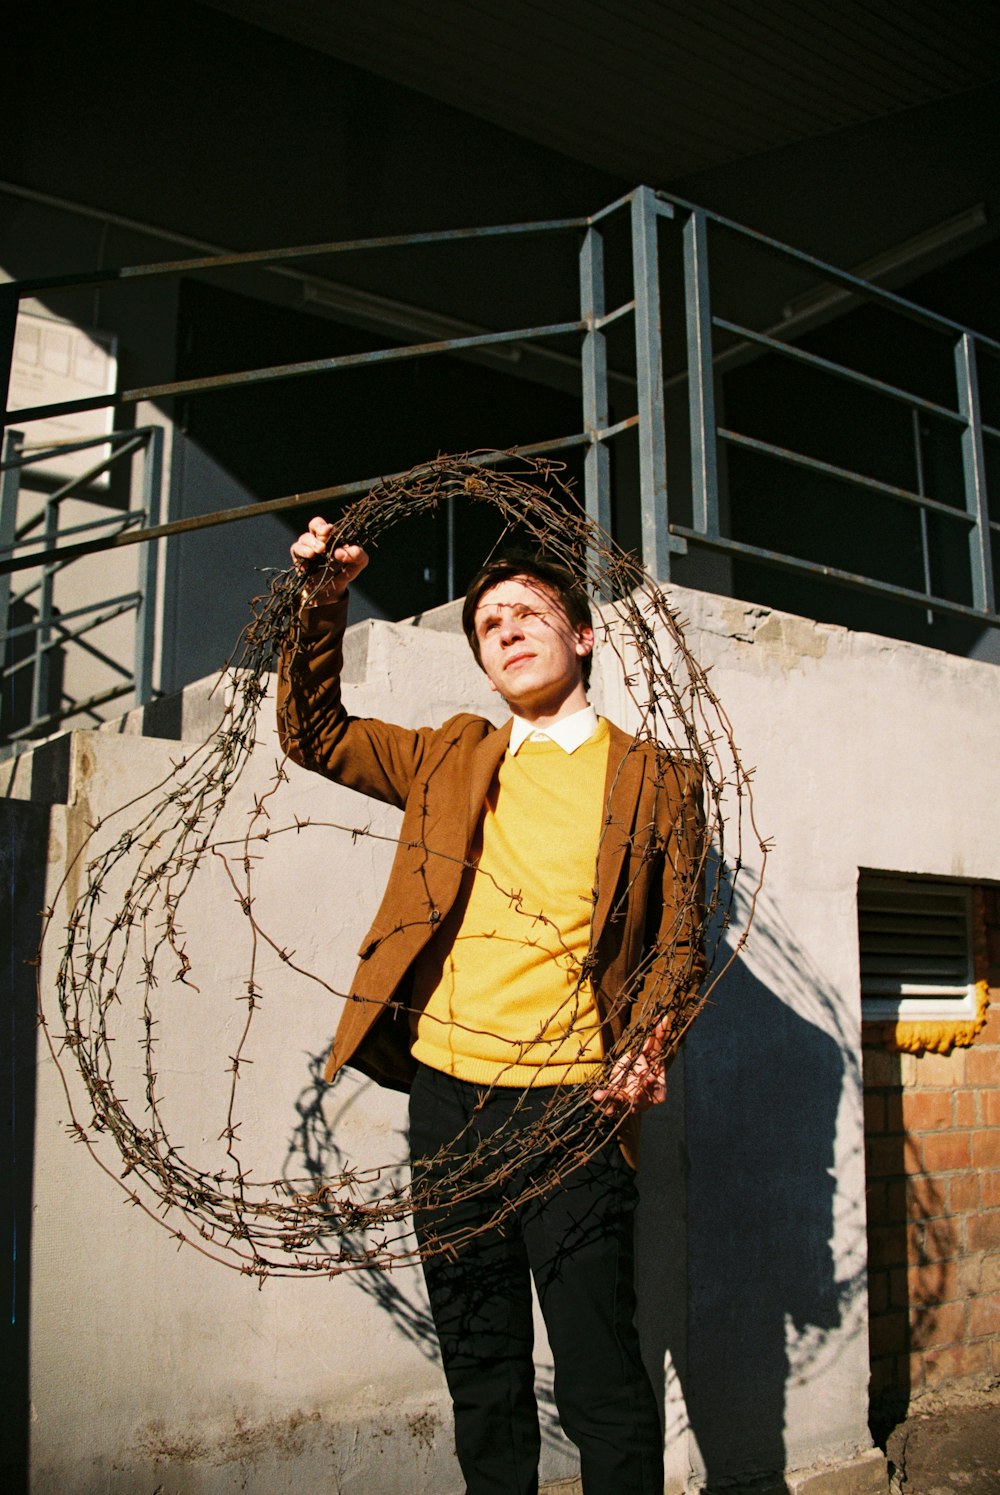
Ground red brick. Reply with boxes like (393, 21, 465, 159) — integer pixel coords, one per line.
(967, 1048, 1000, 1088)
(968, 1211, 1000, 1253)
(983, 1252, 1000, 1294)
(949, 1172, 981, 1214)
(976, 1006, 1000, 1043)
(864, 1093, 885, 1132)
(868, 1135, 906, 1178)
(968, 1292, 1000, 1338)
(908, 1259, 956, 1306)
(922, 1341, 988, 1387)
(954, 1090, 979, 1127)
(911, 1299, 966, 1350)
(915, 1050, 966, 1087)
(957, 1255, 983, 1295)
(870, 1224, 909, 1269)
(866, 1180, 889, 1224)
(973, 1129, 1000, 1169)
(908, 1351, 925, 1393)
(910, 1217, 959, 1264)
(906, 1173, 948, 1222)
(982, 1172, 1000, 1209)
(870, 1310, 909, 1358)
(884, 1179, 908, 1222)
(884, 1090, 906, 1132)
(922, 1131, 972, 1172)
(890, 1266, 910, 1308)
(868, 1271, 890, 1313)
(864, 1049, 901, 1087)
(902, 1090, 954, 1131)
(984, 1091, 1000, 1127)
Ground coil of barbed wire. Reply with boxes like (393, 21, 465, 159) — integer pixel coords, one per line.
(39, 451, 766, 1279)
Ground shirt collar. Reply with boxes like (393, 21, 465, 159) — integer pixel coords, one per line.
(508, 703, 599, 756)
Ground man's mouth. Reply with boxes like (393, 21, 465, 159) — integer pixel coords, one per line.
(504, 651, 534, 670)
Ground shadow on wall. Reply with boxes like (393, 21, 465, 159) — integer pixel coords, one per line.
(646, 894, 862, 1492)
(1, 801, 48, 1495)
(283, 892, 864, 1489)
(284, 1055, 582, 1456)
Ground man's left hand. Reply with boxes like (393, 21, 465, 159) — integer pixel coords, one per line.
(592, 1027, 668, 1116)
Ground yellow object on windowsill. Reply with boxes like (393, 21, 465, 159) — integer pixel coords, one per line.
(883, 980, 990, 1055)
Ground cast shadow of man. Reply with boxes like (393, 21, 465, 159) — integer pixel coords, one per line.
(638, 896, 862, 1492)
(283, 891, 862, 1486)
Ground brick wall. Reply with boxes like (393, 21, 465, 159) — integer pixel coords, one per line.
(864, 887, 1000, 1436)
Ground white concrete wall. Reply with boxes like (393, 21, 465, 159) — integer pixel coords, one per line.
(8, 584, 1000, 1493)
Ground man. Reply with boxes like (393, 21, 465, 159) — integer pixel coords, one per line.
(279, 518, 705, 1495)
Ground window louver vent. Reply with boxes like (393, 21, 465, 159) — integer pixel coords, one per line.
(858, 874, 973, 1018)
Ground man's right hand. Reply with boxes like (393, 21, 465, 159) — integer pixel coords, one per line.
(290, 517, 368, 606)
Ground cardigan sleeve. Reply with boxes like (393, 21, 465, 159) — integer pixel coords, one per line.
(276, 594, 439, 810)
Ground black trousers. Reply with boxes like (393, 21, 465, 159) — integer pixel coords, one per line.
(408, 1063, 664, 1495)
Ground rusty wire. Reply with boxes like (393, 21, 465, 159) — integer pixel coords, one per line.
(36, 451, 767, 1279)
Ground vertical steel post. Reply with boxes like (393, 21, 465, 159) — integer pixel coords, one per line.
(134, 424, 164, 706)
(579, 224, 611, 541)
(446, 491, 456, 602)
(31, 499, 58, 729)
(683, 210, 720, 541)
(631, 188, 671, 579)
(0, 283, 18, 444)
(910, 407, 933, 625)
(955, 332, 995, 616)
(0, 429, 23, 674)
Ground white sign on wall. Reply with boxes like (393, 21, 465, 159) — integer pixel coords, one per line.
(7, 311, 118, 487)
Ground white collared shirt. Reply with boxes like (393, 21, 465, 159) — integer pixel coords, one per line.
(508, 703, 600, 756)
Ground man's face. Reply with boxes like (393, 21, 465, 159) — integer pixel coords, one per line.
(472, 575, 594, 717)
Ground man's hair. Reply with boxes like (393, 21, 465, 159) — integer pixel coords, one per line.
(461, 553, 594, 688)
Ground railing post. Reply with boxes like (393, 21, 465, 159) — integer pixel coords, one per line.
(579, 223, 611, 543)
(683, 209, 720, 541)
(134, 424, 164, 707)
(0, 282, 18, 443)
(31, 499, 59, 729)
(631, 187, 673, 580)
(0, 429, 23, 679)
(955, 332, 995, 616)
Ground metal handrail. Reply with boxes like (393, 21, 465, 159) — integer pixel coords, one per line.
(1, 424, 162, 746)
(1, 183, 996, 754)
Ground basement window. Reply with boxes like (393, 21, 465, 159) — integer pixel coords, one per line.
(857, 873, 977, 1024)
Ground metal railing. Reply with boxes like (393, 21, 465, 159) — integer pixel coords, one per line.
(0, 425, 162, 744)
(1, 184, 997, 746)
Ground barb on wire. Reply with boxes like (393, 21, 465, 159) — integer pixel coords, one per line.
(36, 450, 767, 1277)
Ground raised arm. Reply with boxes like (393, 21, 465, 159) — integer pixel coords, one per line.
(290, 517, 369, 606)
(277, 519, 435, 807)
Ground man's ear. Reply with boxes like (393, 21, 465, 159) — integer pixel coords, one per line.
(575, 625, 595, 660)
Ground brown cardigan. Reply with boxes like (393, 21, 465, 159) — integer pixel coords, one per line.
(277, 597, 706, 1136)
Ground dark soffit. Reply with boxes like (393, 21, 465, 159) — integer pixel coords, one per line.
(199, 0, 999, 182)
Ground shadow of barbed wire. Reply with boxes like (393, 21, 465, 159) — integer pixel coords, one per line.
(282, 1055, 567, 1450)
(37, 451, 765, 1279)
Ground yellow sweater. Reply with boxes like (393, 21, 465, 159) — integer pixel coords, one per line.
(411, 718, 610, 1085)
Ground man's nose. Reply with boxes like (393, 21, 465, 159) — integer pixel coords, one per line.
(499, 613, 524, 644)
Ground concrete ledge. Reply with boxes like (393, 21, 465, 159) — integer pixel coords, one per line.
(787, 1446, 887, 1495)
(540, 1448, 888, 1495)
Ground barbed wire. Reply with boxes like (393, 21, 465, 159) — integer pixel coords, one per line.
(36, 451, 768, 1279)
